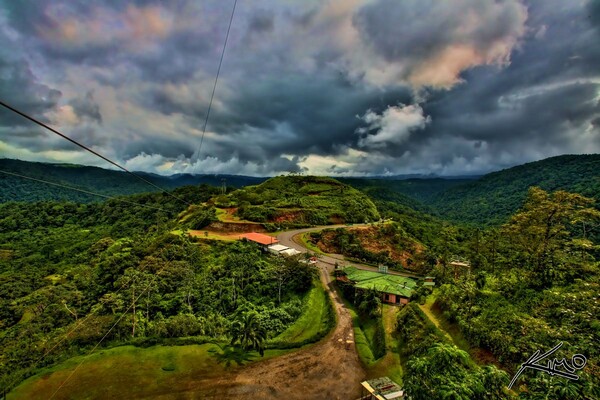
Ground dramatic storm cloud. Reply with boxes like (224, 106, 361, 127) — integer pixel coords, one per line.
(0, 0, 598, 176)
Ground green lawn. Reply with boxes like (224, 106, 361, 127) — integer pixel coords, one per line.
(366, 305, 403, 385)
(419, 294, 500, 366)
(270, 284, 334, 346)
(215, 207, 256, 224)
(10, 284, 334, 399)
(298, 232, 325, 255)
(342, 297, 403, 385)
(419, 295, 470, 352)
(10, 344, 289, 399)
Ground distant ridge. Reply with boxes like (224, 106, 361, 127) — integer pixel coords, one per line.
(2, 155, 599, 227)
(0, 158, 266, 203)
(429, 154, 600, 224)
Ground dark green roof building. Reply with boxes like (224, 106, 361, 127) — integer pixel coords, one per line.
(343, 267, 418, 305)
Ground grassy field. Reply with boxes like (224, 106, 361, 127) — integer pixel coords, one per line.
(419, 295, 459, 345)
(298, 232, 325, 255)
(187, 229, 239, 241)
(10, 281, 335, 399)
(366, 305, 403, 385)
(228, 176, 380, 225)
(344, 299, 403, 385)
(215, 207, 255, 223)
(419, 294, 500, 366)
(270, 284, 334, 346)
(10, 343, 290, 399)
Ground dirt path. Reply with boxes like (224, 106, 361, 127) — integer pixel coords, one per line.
(418, 301, 456, 344)
(181, 225, 406, 398)
(198, 228, 371, 399)
(215, 262, 366, 399)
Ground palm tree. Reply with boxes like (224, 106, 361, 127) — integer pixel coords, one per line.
(229, 311, 267, 356)
(208, 342, 255, 367)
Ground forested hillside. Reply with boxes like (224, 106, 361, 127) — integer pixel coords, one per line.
(2, 156, 599, 399)
(429, 154, 600, 225)
(340, 177, 475, 205)
(0, 185, 323, 394)
(342, 155, 600, 227)
(425, 187, 600, 399)
(308, 225, 431, 273)
(224, 175, 380, 225)
(0, 159, 266, 203)
(6, 155, 598, 229)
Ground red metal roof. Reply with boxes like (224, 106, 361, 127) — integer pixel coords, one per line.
(239, 232, 278, 246)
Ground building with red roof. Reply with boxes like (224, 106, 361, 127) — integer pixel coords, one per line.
(239, 232, 278, 248)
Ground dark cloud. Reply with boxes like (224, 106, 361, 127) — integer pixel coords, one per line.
(121, 135, 196, 160)
(354, 0, 522, 61)
(3, 1, 214, 83)
(0, 57, 61, 127)
(69, 91, 102, 124)
(248, 12, 274, 34)
(0, 0, 598, 176)
(68, 125, 106, 147)
(352, 0, 527, 86)
(202, 74, 413, 162)
(588, 0, 600, 29)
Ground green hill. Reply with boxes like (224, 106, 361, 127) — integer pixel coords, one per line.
(0, 159, 266, 203)
(339, 177, 475, 206)
(429, 154, 600, 225)
(222, 175, 380, 226)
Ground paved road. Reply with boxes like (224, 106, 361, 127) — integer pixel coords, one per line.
(277, 224, 424, 279)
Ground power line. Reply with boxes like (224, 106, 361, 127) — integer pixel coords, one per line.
(1, 274, 138, 396)
(0, 100, 191, 206)
(193, 0, 237, 173)
(49, 247, 176, 399)
(0, 169, 166, 211)
(48, 277, 156, 400)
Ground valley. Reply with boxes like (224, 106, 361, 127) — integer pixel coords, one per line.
(1, 157, 599, 399)
(1, 2, 598, 398)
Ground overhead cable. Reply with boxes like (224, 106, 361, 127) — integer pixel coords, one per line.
(0, 100, 191, 206)
(194, 0, 238, 172)
(0, 169, 166, 211)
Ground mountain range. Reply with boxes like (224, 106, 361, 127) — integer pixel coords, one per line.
(1, 154, 598, 225)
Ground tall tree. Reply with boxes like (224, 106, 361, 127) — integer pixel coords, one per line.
(228, 311, 267, 356)
(502, 187, 599, 286)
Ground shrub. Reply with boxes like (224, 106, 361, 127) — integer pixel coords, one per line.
(371, 317, 386, 359)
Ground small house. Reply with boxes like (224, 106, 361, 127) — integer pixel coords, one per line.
(449, 260, 471, 279)
(422, 276, 436, 288)
(267, 244, 302, 257)
(280, 248, 301, 257)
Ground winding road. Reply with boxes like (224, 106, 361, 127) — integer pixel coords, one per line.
(217, 224, 419, 399)
(278, 224, 423, 279)
(216, 226, 371, 399)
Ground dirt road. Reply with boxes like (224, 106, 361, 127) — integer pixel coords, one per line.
(206, 227, 369, 399)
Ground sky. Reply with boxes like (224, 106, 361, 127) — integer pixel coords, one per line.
(0, 0, 599, 177)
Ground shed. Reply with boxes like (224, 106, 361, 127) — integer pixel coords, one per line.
(361, 377, 404, 399)
(280, 248, 301, 256)
(268, 244, 289, 254)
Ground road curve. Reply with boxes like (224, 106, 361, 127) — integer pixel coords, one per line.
(217, 226, 368, 399)
(277, 224, 424, 279)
